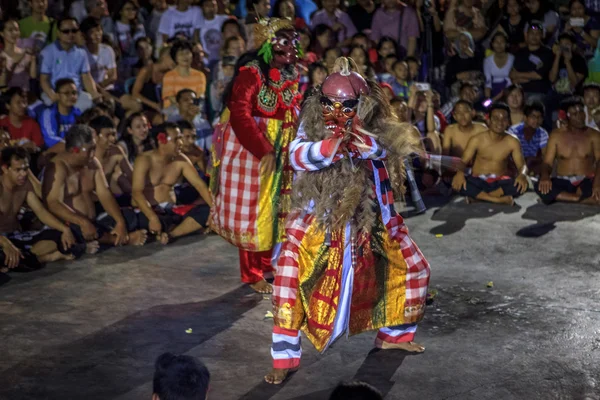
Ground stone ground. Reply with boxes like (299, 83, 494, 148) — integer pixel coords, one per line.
(0, 193, 599, 400)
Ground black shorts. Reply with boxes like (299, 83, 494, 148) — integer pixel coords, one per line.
(70, 207, 140, 243)
(458, 175, 522, 198)
(534, 177, 594, 205)
(137, 203, 210, 232)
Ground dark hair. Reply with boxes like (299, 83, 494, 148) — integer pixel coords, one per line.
(558, 31, 576, 43)
(223, 35, 244, 53)
(297, 27, 312, 49)
(121, 112, 154, 161)
(170, 40, 194, 64)
(135, 36, 153, 50)
(89, 115, 115, 134)
(80, 17, 100, 35)
(329, 381, 383, 400)
(114, 0, 141, 37)
(57, 16, 78, 30)
(176, 88, 196, 103)
(324, 46, 343, 59)
(160, 121, 180, 134)
(177, 120, 195, 131)
(583, 82, 600, 95)
(489, 101, 512, 120)
(0, 17, 19, 33)
(454, 99, 474, 110)
(505, 84, 524, 98)
(65, 124, 94, 150)
(3, 87, 25, 104)
(308, 62, 327, 84)
(376, 36, 397, 54)
(405, 55, 420, 65)
(390, 96, 407, 105)
(1, 146, 30, 166)
(524, 101, 545, 117)
(351, 32, 369, 43)
(569, 0, 586, 12)
(314, 23, 333, 38)
(55, 78, 77, 92)
(153, 353, 210, 400)
(459, 81, 476, 93)
(273, 0, 295, 18)
(222, 50, 270, 105)
(221, 19, 247, 42)
(560, 96, 585, 112)
(490, 31, 509, 51)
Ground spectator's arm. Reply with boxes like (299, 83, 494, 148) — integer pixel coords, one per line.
(29, 54, 37, 80)
(443, 8, 460, 41)
(582, 29, 600, 48)
(564, 58, 585, 88)
(39, 109, 62, 148)
(30, 120, 44, 148)
(407, 38, 417, 57)
(40, 73, 56, 102)
(132, 66, 162, 112)
(549, 51, 561, 83)
(100, 67, 117, 89)
(81, 72, 100, 100)
(510, 137, 527, 176)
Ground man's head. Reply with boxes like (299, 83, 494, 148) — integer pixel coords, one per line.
(392, 60, 408, 81)
(176, 89, 200, 117)
(329, 380, 383, 400)
(405, 56, 420, 81)
(351, 33, 369, 50)
(201, 0, 217, 20)
(170, 40, 194, 68)
(488, 102, 511, 134)
(525, 20, 544, 48)
(85, 0, 108, 18)
(80, 17, 102, 44)
(177, 120, 196, 151)
(523, 101, 545, 130)
(156, 122, 183, 155)
(321, 0, 339, 14)
(558, 31, 576, 52)
(57, 17, 80, 47)
(561, 96, 586, 129)
(1, 147, 30, 186)
(65, 125, 96, 165)
(222, 19, 243, 41)
(55, 78, 78, 108)
(583, 83, 600, 110)
(152, 352, 210, 400)
(383, 54, 398, 74)
(4, 87, 27, 119)
(30, 0, 48, 15)
(89, 116, 117, 148)
(459, 82, 477, 103)
(251, 0, 271, 17)
(453, 100, 474, 127)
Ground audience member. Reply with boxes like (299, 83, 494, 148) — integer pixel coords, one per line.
(443, 0, 487, 42)
(443, 99, 488, 159)
(177, 119, 206, 175)
(243, 0, 271, 50)
(158, 0, 201, 43)
(118, 112, 155, 163)
(168, 89, 212, 153)
(75, 0, 114, 41)
(498, 0, 526, 53)
(564, 0, 600, 58)
(198, 0, 231, 68)
(445, 31, 483, 92)
(524, 0, 560, 44)
(505, 84, 525, 125)
(390, 60, 409, 98)
(132, 45, 175, 119)
(323, 47, 342, 74)
(273, 0, 305, 29)
(302, 61, 327, 100)
(348, 45, 375, 79)
(152, 352, 210, 400)
(19, 0, 58, 50)
(484, 31, 514, 101)
(329, 380, 383, 400)
(348, 0, 376, 33)
(1, 18, 36, 92)
(133, 37, 155, 76)
(113, 0, 146, 79)
(146, 0, 168, 50)
(310, 0, 357, 47)
(583, 82, 600, 127)
(405, 55, 421, 82)
(370, 0, 419, 57)
(508, 101, 548, 176)
(80, 18, 116, 95)
(38, 78, 81, 151)
(310, 24, 334, 58)
(162, 40, 206, 111)
(0, 88, 43, 152)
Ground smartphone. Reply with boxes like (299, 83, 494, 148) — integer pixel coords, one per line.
(414, 82, 431, 91)
(482, 98, 492, 108)
(193, 98, 202, 106)
(570, 17, 585, 27)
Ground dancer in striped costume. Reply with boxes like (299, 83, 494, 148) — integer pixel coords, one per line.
(265, 58, 431, 384)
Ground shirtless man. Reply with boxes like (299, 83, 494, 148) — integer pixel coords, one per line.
(89, 116, 134, 207)
(0, 147, 82, 284)
(43, 125, 147, 248)
(443, 100, 488, 159)
(132, 122, 212, 244)
(452, 102, 529, 205)
(536, 97, 600, 205)
(177, 120, 206, 174)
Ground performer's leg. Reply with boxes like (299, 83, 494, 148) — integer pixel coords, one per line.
(239, 249, 273, 293)
(375, 323, 425, 353)
(271, 326, 302, 369)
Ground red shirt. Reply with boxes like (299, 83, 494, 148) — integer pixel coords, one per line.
(0, 116, 44, 147)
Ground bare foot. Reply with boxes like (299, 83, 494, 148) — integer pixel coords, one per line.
(157, 232, 170, 245)
(376, 340, 426, 352)
(128, 230, 148, 246)
(249, 279, 273, 294)
(264, 368, 297, 385)
(497, 195, 514, 205)
(38, 251, 76, 263)
(86, 241, 100, 254)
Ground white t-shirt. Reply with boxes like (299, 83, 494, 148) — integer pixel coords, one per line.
(158, 6, 202, 41)
(483, 53, 514, 89)
(115, 21, 146, 59)
(86, 44, 117, 89)
(198, 15, 230, 62)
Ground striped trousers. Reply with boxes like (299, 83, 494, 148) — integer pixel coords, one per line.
(271, 323, 418, 369)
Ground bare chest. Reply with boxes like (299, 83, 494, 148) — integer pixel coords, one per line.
(557, 135, 593, 159)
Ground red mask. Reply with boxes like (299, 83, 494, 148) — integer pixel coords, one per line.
(271, 29, 299, 68)
(320, 69, 369, 133)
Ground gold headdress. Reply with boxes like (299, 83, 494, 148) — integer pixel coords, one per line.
(253, 17, 294, 49)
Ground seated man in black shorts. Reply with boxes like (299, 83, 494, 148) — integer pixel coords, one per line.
(452, 102, 529, 205)
(132, 122, 213, 244)
(0, 147, 83, 285)
(536, 97, 600, 205)
(43, 125, 148, 248)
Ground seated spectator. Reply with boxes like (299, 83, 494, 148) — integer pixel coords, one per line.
(133, 37, 154, 77)
(510, 21, 553, 105)
(484, 32, 515, 102)
(505, 84, 525, 125)
(132, 46, 175, 120)
(524, 0, 560, 44)
(178, 120, 206, 175)
(19, 0, 58, 51)
(564, 0, 600, 58)
(432, 90, 448, 133)
(209, 55, 236, 121)
(38, 78, 81, 152)
(162, 40, 207, 111)
(118, 112, 155, 163)
(158, 0, 201, 43)
(409, 88, 441, 153)
(43, 124, 148, 248)
(441, 81, 483, 121)
(146, 0, 168, 51)
(198, 0, 231, 68)
(0, 88, 44, 153)
(1, 18, 36, 93)
(390, 60, 409, 99)
(131, 122, 212, 244)
(89, 116, 133, 206)
(80, 18, 117, 95)
(152, 352, 210, 400)
(405, 55, 421, 82)
(210, 35, 244, 82)
(273, 0, 306, 29)
(221, 18, 246, 43)
(370, 0, 419, 57)
(0, 147, 80, 283)
(443, 100, 488, 159)
(380, 82, 394, 102)
(296, 27, 317, 71)
(113, 0, 146, 80)
(167, 89, 212, 153)
(244, 0, 271, 50)
(443, 0, 487, 42)
(39, 17, 99, 111)
(310, 24, 334, 58)
(508, 101, 548, 176)
(329, 380, 383, 400)
(375, 37, 397, 73)
(583, 82, 600, 127)
(348, 0, 376, 34)
(377, 54, 398, 85)
(72, 0, 115, 41)
(310, 0, 357, 47)
(446, 32, 484, 94)
(536, 97, 600, 205)
(348, 45, 375, 79)
(498, 0, 526, 53)
(301, 61, 327, 101)
(452, 102, 528, 205)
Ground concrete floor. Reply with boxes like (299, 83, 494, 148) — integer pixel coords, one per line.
(0, 192, 599, 400)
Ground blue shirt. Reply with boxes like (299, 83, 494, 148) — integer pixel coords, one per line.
(40, 41, 90, 90)
(38, 104, 82, 148)
(508, 122, 548, 158)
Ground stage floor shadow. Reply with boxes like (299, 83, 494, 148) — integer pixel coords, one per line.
(517, 202, 600, 238)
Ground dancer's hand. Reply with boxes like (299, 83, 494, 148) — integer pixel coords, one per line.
(261, 152, 276, 175)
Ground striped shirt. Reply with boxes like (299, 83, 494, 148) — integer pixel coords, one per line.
(162, 68, 206, 109)
(508, 122, 548, 158)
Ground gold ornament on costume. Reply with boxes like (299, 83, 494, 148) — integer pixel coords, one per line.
(253, 17, 294, 49)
